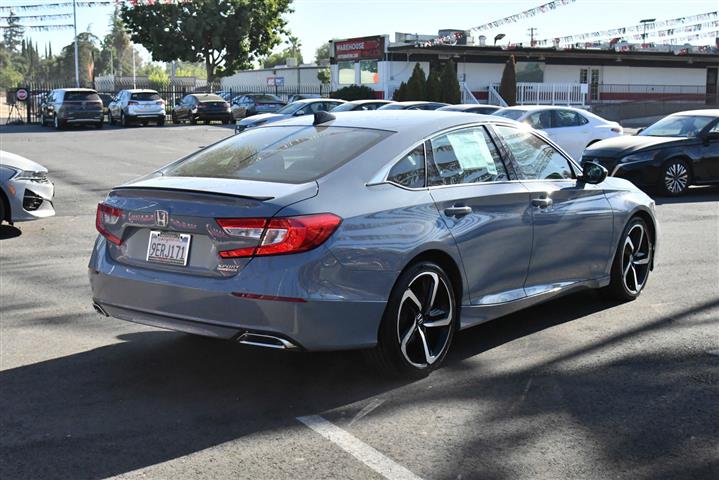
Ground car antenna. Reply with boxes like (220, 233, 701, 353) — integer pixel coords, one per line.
(313, 111, 335, 125)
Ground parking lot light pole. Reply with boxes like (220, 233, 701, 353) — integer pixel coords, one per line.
(640, 18, 656, 46)
(73, 0, 79, 87)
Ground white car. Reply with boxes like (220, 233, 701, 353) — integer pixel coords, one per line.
(0, 150, 55, 224)
(493, 106, 623, 160)
(108, 89, 166, 127)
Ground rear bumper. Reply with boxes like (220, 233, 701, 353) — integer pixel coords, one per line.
(195, 112, 232, 121)
(88, 237, 393, 351)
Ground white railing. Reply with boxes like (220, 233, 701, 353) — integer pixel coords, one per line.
(461, 83, 480, 104)
(488, 85, 508, 107)
(492, 83, 587, 106)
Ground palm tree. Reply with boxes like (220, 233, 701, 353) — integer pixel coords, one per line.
(287, 35, 302, 62)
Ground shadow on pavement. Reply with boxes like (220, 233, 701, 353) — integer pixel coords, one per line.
(0, 225, 22, 240)
(1, 293, 717, 479)
(654, 185, 719, 205)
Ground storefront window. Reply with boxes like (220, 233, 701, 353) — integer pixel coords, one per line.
(338, 62, 355, 84)
(360, 60, 379, 84)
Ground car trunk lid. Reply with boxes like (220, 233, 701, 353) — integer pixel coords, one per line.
(99, 176, 318, 277)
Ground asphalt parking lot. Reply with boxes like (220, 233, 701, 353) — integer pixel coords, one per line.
(1, 124, 718, 480)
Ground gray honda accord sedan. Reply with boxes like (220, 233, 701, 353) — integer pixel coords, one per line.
(90, 110, 658, 377)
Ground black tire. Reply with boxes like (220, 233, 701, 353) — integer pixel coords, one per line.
(190, 117, 197, 125)
(40, 113, 47, 127)
(171, 112, 177, 124)
(222, 118, 230, 125)
(54, 115, 64, 130)
(0, 192, 6, 224)
(603, 216, 653, 301)
(659, 158, 691, 196)
(204, 120, 210, 125)
(108, 112, 114, 125)
(95, 120, 103, 129)
(365, 261, 457, 378)
(121, 112, 128, 127)
(157, 118, 165, 127)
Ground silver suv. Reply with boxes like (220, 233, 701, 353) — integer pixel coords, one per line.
(108, 89, 166, 127)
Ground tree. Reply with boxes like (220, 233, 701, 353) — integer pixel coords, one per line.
(499, 55, 517, 106)
(316, 67, 330, 85)
(405, 63, 427, 101)
(98, 12, 134, 76)
(331, 85, 374, 101)
(426, 66, 442, 102)
(263, 47, 303, 68)
(121, 0, 292, 82)
(393, 81, 408, 101)
(314, 42, 330, 64)
(287, 34, 301, 62)
(58, 32, 101, 86)
(3, 11, 24, 53)
(439, 60, 461, 104)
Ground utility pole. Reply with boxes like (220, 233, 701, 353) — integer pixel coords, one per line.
(132, 47, 136, 89)
(528, 27, 538, 47)
(640, 18, 656, 46)
(72, 0, 79, 87)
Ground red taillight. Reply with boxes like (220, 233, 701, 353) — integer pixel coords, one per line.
(156, 100, 165, 105)
(217, 214, 341, 258)
(96, 203, 123, 245)
(611, 127, 622, 133)
(128, 101, 139, 106)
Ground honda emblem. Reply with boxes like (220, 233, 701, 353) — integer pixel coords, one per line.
(155, 210, 169, 227)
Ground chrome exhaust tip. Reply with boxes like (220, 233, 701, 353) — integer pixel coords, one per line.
(237, 332, 298, 350)
(92, 302, 109, 317)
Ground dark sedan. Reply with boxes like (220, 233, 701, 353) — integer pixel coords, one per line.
(582, 110, 719, 196)
(379, 101, 449, 111)
(230, 93, 285, 119)
(171, 94, 232, 125)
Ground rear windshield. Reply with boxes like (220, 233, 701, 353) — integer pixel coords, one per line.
(64, 92, 100, 102)
(131, 92, 161, 101)
(493, 109, 526, 120)
(198, 95, 225, 103)
(163, 126, 392, 184)
(251, 94, 282, 102)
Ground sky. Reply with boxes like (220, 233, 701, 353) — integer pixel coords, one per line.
(3, 0, 718, 64)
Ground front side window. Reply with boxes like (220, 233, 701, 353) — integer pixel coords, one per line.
(428, 126, 508, 186)
(494, 125, 573, 180)
(338, 61, 355, 85)
(360, 60, 379, 84)
(387, 144, 425, 188)
(164, 126, 392, 184)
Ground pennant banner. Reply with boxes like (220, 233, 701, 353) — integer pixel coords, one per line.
(0, 23, 74, 31)
(0, 2, 113, 11)
(536, 11, 718, 45)
(0, 13, 73, 21)
(417, 0, 577, 47)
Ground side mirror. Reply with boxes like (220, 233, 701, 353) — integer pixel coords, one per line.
(581, 161, 608, 185)
(635, 127, 645, 135)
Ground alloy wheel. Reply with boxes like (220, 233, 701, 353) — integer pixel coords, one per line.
(396, 271, 453, 368)
(621, 223, 652, 295)
(664, 162, 688, 194)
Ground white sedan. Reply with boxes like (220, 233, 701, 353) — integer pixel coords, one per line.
(0, 150, 55, 225)
(493, 106, 623, 161)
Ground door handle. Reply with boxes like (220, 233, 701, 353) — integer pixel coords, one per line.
(531, 198, 553, 208)
(444, 205, 473, 217)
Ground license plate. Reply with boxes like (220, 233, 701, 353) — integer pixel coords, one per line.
(146, 231, 191, 266)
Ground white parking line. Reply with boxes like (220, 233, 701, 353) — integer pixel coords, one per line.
(297, 414, 423, 480)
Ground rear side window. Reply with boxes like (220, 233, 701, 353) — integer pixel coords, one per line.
(387, 144, 425, 188)
(554, 110, 588, 127)
(526, 111, 553, 129)
(494, 125, 573, 180)
(427, 126, 507, 186)
(131, 92, 161, 101)
(164, 126, 392, 184)
(64, 92, 100, 102)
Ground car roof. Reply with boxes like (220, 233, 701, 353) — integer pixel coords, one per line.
(257, 110, 513, 136)
(670, 109, 719, 117)
(291, 98, 346, 104)
(439, 104, 500, 111)
(393, 101, 442, 106)
(124, 89, 159, 93)
(345, 99, 392, 104)
(56, 88, 97, 92)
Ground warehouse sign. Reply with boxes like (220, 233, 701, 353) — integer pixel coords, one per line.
(334, 36, 385, 61)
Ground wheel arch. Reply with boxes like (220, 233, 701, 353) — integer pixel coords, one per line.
(0, 186, 11, 222)
(401, 249, 465, 308)
(663, 154, 694, 179)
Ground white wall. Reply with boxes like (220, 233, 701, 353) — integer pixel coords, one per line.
(600, 66, 705, 85)
(459, 63, 504, 90)
(544, 65, 582, 83)
(222, 67, 323, 89)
